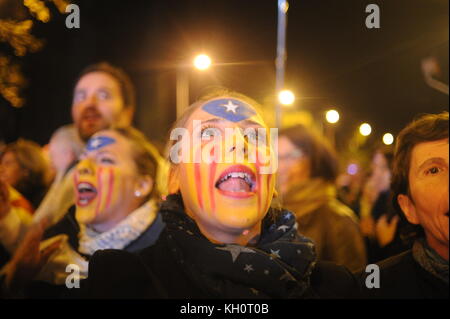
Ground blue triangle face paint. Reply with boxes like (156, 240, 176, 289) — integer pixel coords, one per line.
(202, 98, 256, 122)
(86, 136, 116, 151)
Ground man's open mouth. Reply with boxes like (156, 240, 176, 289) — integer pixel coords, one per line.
(76, 182, 97, 207)
(215, 165, 256, 198)
(81, 109, 102, 124)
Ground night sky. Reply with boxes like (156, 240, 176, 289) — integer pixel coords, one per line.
(0, 0, 448, 152)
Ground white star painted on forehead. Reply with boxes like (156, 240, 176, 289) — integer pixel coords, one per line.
(216, 245, 255, 263)
(220, 100, 239, 114)
(89, 137, 102, 148)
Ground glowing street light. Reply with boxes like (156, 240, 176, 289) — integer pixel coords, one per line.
(278, 89, 295, 106)
(193, 54, 211, 70)
(325, 109, 340, 124)
(383, 133, 394, 145)
(177, 54, 212, 117)
(359, 123, 372, 136)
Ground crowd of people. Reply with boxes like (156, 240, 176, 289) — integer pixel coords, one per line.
(0, 62, 448, 299)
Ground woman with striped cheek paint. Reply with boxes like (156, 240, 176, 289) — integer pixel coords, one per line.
(75, 130, 153, 232)
(169, 96, 276, 245)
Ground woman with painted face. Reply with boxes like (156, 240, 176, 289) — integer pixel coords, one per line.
(2, 127, 165, 293)
(65, 90, 360, 299)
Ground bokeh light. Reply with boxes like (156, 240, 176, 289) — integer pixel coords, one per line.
(326, 109, 340, 123)
(359, 123, 372, 136)
(278, 90, 295, 106)
(347, 163, 359, 175)
(193, 54, 211, 70)
(383, 133, 394, 145)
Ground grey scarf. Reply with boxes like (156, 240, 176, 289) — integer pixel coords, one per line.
(412, 238, 449, 284)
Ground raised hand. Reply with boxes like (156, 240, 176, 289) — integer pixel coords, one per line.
(375, 214, 400, 247)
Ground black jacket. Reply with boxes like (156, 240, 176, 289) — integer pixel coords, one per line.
(358, 249, 448, 299)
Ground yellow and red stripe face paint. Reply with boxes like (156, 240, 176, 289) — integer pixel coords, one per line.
(73, 132, 139, 228)
(178, 103, 276, 231)
(74, 160, 122, 225)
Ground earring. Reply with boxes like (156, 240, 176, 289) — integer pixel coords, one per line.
(134, 190, 142, 197)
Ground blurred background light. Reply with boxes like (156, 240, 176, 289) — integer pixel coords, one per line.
(325, 109, 340, 123)
(359, 123, 372, 136)
(278, 89, 295, 106)
(347, 163, 359, 175)
(193, 54, 211, 70)
(383, 133, 394, 145)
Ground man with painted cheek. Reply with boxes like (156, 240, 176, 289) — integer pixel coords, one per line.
(360, 112, 449, 299)
(177, 98, 276, 245)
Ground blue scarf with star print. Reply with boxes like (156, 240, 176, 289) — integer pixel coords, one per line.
(159, 194, 317, 298)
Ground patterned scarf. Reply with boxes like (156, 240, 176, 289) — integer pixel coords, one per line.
(78, 200, 157, 255)
(412, 238, 449, 284)
(159, 194, 317, 298)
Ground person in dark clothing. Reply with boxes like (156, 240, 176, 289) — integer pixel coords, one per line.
(63, 89, 360, 299)
(359, 111, 449, 299)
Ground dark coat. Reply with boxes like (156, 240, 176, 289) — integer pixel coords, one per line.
(358, 250, 449, 299)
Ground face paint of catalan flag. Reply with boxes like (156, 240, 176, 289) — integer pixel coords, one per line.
(177, 97, 276, 238)
(74, 132, 139, 229)
(201, 99, 256, 122)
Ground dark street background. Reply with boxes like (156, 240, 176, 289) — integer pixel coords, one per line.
(0, 0, 448, 152)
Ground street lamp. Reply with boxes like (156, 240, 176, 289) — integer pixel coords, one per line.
(324, 109, 340, 147)
(359, 123, 372, 136)
(383, 133, 394, 145)
(278, 89, 295, 106)
(177, 54, 212, 117)
(193, 54, 211, 71)
(325, 109, 340, 124)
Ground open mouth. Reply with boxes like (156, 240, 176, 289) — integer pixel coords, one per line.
(81, 109, 102, 124)
(76, 182, 97, 207)
(215, 165, 256, 198)
(445, 212, 449, 218)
